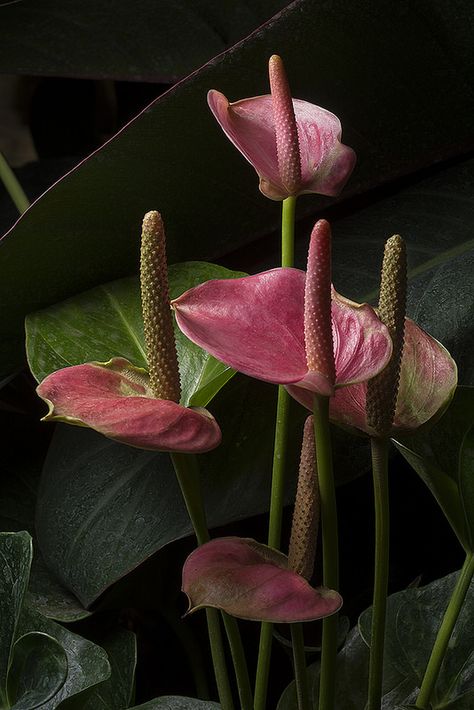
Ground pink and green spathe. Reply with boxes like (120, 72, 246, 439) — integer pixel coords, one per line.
(182, 537, 342, 623)
(36, 357, 221, 454)
(208, 55, 356, 201)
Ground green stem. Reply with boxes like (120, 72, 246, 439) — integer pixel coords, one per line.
(254, 195, 297, 710)
(415, 552, 474, 709)
(314, 393, 338, 710)
(0, 151, 29, 214)
(170, 453, 234, 710)
(291, 623, 311, 710)
(222, 614, 253, 710)
(281, 195, 297, 267)
(367, 437, 390, 710)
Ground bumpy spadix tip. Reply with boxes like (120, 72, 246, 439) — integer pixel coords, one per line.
(366, 234, 407, 436)
(268, 54, 302, 195)
(140, 211, 181, 403)
(304, 219, 336, 395)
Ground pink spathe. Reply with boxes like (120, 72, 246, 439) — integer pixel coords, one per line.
(182, 537, 342, 623)
(172, 268, 392, 398)
(37, 357, 221, 453)
(207, 89, 356, 200)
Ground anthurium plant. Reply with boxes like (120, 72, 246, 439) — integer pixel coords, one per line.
(0, 4, 473, 709)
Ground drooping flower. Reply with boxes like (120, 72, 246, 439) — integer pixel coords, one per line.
(172, 220, 392, 399)
(182, 536, 341, 623)
(36, 212, 222, 454)
(37, 357, 221, 453)
(208, 54, 356, 200)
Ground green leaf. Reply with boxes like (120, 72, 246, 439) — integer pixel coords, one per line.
(0, 0, 287, 82)
(7, 632, 68, 710)
(327, 158, 474, 387)
(25, 262, 244, 407)
(130, 699, 219, 709)
(15, 605, 111, 709)
(0, 460, 90, 622)
(394, 386, 474, 552)
(2, 1, 474, 378)
(35, 376, 305, 606)
(0, 532, 32, 706)
(57, 629, 136, 710)
(279, 569, 474, 708)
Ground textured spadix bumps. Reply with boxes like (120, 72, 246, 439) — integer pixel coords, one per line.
(36, 212, 222, 454)
(182, 537, 341, 623)
(172, 221, 392, 398)
(208, 55, 355, 200)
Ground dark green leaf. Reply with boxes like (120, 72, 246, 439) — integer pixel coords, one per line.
(130, 699, 219, 709)
(7, 632, 68, 710)
(58, 629, 136, 710)
(0, 461, 90, 622)
(35, 377, 305, 606)
(2, 1, 474, 377)
(279, 569, 474, 708)
(0, 532, 32, 705)
(26, 262, 244, 407)
(0, 0, 287, 82)
(16, 605, 111, 709)
(394, 387, 474, 552)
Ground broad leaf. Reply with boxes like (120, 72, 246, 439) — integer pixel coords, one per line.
(35, 376, 306, 606)
(26, 262, 244, 407)
(57, 629, 136, 710)
(0, 0, 288, 82)
(7, 632, 68, 710)
(278, 568, 474, 708)
(0, 461, 90, 622)
(2, 1, 474, 378)
(394, 387, 474, 552)
(130, 699, 219, 709)
(0, 532, 32, 705)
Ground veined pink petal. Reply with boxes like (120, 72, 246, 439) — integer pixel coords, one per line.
(37, 358, 221, 453)
(173, 272, 392, 397)
(172, 269, 308, 384)
(208, 90, 355, 201)
(291, 319, 457, 434)
(182, 537, 342, 623)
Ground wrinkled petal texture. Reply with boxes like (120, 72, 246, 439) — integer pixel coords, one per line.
(208, 91, 355, 200)
(173, 270, 392, 394)
(291, 319, 457, 434)
(37, 358, 221, 453)
(182, 537, 342, 623)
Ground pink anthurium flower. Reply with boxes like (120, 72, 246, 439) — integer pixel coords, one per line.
(287, 319, 458, 435)
(172, 221, 392, 398)
(36, 357, 221, 453)
(208, 55, 356, 201)
(182, 537, 342, 623)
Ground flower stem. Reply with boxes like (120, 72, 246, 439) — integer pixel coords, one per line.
(415, 552, 474, 709)
(0, 151, 29, 214)
(291, 623, 311, 710)
(170, 453, 233, 709)
(281, 195, 297, 267)
(171, 453, 252, 710)
(254, 195, 297, 710)
(367, 436, 390, 710)
(313, 393, 338, 710)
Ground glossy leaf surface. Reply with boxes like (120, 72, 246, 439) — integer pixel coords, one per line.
(2, 1, 474, 377)
(26, 262, 243, 407)
(278, 569, 474, 708)
(394, 386, 474, 552)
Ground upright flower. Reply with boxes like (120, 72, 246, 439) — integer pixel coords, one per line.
(36, 212, 221, 454)
(208, 55, 356, 200)
(172, 220, 392, 398)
